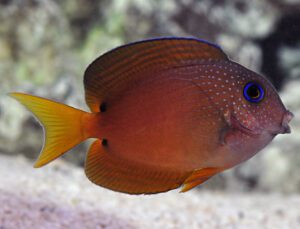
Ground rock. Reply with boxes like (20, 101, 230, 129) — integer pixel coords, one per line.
(1, 154, 300, 229)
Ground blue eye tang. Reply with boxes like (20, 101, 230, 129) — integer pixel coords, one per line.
(243, 82, 264, 103)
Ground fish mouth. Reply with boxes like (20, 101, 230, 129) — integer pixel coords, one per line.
(274, 110, 294, 135)
(227, 110, 294, 137)
(267, 110, 294, 135)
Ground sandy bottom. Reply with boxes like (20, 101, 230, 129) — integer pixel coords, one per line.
(0, 155, 299, 229)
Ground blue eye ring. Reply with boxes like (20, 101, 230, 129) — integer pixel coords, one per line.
(243, 82, 264, 103)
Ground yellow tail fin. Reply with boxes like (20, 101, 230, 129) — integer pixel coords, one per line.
(9, 93, 89, 168)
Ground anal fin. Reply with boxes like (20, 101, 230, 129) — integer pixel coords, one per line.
(180, 167, 223, 192)
(85, 140, 189, 194)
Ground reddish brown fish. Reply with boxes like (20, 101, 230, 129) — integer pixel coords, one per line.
(10, 37, 293, 194)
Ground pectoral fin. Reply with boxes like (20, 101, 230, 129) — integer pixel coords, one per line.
(223, 110, 261, 141)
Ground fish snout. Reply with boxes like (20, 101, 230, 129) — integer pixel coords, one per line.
(280, 110, 294, 134)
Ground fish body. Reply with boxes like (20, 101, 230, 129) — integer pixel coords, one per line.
(10, 37, 293, 194)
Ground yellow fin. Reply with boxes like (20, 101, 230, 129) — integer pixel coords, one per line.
(85, 140, 189, 194)
(180, 167, 222, 192)
(9, 93, 89, 168)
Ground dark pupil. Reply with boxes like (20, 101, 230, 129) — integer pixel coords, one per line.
(247, 85, 260, 98)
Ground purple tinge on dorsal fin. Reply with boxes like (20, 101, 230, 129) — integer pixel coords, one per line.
(107, 37, 224, 56)
(84, 37, 228, 112)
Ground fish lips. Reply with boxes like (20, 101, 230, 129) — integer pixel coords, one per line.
(263, 110, 294, 136)
(275, 110, 294, 134)
(228, 110, 294, 137)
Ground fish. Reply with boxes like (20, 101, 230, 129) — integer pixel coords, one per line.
(9, 37, 294, 194)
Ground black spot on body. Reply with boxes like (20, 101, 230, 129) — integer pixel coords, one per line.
(102, 139, 108, 146)
(100, 102, 107, 112)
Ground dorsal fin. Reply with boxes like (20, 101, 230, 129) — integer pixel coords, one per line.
(84, 37, 228, 112)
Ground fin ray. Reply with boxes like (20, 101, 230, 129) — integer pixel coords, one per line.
(84, 37, 228, 112)
(85, 140, 189, 194)
(9, 93, 89, 167)
(180, 167, 223, 192)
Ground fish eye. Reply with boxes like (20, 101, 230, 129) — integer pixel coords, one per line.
(243, 82, 264, 103)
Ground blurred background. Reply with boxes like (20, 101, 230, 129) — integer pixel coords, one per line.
(1, 0, 300, 199)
